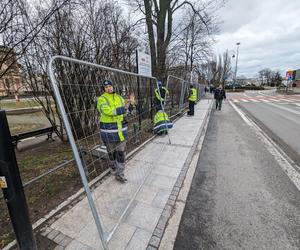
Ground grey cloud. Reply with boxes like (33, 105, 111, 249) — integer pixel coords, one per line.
(214, 0, 300, 77)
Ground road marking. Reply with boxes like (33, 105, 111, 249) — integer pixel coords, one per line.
(278, 98, 293, 102)
(232, 99, 239, 103)
(269, 98, 280, 102)
(267, 102, 300, 115)
(261, 99, 270, 103)
(240, 99, 249, 102)
(248, 99, 259, 102)
(229, 101, 300, 191)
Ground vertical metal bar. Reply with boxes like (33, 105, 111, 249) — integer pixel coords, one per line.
(0, 111, 37, 250)
(155, 80, 171, 144)
(47, 58, 109, 250)
(136, 50, 142, 130)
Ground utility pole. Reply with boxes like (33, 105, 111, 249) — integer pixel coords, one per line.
(233, 42, 241, 91)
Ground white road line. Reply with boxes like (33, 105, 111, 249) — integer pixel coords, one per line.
(261, 99, 270, 103)
(229, 101, 300, 191)
(287, 98, 300, 102)
(278, 98, 293, 102)
(248, 99, 260, 102)
(232, 99, 239, 103)
(240, 99, 249, 102)
(269, 98, 280, 102)
(267, 102, 300, 115)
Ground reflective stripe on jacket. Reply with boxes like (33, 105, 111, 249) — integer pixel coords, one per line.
(188, 88, 197, 102)
(96, 92, 127, 142)
(153, 110, 173, 134)
(155, 87, 169, 101)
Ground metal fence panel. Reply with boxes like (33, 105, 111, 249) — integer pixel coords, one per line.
(47, 56, 198, 248)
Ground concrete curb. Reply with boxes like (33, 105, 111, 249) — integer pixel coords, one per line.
(147, 100, 213, 249)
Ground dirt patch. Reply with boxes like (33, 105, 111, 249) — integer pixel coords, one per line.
(0, 140, 81, 248)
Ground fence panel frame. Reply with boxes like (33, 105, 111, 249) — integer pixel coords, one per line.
(48, 55, 158, 249)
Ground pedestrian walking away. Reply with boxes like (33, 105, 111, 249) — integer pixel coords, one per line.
(214, 84, 226, 111)
(187, 84, 197, 116)
(154, 80, 169, 111)
(96, 79, 128, 183)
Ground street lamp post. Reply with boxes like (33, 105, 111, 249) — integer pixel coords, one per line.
(233, 42, 241, 91)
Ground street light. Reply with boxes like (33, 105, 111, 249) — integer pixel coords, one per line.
(233, 42, 241, 91)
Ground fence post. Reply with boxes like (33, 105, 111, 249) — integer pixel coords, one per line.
(0, 110, 37, 250)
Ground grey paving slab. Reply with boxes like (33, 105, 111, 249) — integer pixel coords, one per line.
(125, 202, 163, 232)
(65, 239, 95, 250)
(152, 189, 171, 209)
(126, 229, 152, 250)
(75, 220, 105, 249)
(135, 184, 160, 205)
(135, 145, 190, 169)
(152, 165, 181, 178)
(108, 223, 136, 250)
(51, 198, 92, 238)
(145, 173, 177, 190)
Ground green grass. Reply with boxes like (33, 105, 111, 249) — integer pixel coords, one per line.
(0, 99, 55, 110)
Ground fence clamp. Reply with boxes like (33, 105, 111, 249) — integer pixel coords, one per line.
(0, 176, 8, 189)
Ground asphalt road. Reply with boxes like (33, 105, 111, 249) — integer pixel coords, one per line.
(230, 90, 300, 166)
(174, 100, 300, 249)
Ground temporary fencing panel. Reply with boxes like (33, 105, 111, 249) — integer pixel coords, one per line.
(47, 56, 201, 248)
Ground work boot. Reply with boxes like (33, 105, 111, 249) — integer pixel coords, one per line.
(115, 175, 127, 183)
(110, 166, 117, 175)
(109, 162, 117, 175)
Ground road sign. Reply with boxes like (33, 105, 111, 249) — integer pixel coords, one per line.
(137, 50, 152, 77)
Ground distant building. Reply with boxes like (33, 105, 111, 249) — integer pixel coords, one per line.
(0, 46, 25, 97)
(294, 69, 300, 88)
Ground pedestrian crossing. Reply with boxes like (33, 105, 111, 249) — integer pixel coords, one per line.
(229, 95, 300, 104)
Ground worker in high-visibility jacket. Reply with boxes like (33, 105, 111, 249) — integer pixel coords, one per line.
(153, 110, 173, 135)
(154, 80, 169, 111)
(187, 84, 197, 116)
(97, 80, 128, 183)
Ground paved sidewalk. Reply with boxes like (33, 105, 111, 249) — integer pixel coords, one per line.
(38, 100, 212, 250)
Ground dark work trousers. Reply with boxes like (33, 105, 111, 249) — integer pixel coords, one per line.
(216, 99, 223, 110)
(188, 101, 195, 116)
(105, 141, 126, 177)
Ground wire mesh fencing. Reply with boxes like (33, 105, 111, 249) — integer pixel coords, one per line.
(48, 56, 165, 248)
(165, 75, 206, 117)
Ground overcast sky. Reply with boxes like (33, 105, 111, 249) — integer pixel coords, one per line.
(213, 0, 300, 78)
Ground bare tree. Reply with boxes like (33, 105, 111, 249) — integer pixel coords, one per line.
(19, 0, 139, 140)
(129, 0, 223, 81)
(0, 0, 70, 80)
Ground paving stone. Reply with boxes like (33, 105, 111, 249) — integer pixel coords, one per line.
(169, 194, 177, 201)
(171, 189, 179, 196)
(108, 223, 136, 250)
(153, 228, 163, 238)
(53, 233, 66, 244)
(47, 229, 60, 241)
(40, 227, 53, 237)
(125, 202, 162, 232)
(126, 228, 152, 250)
(149, 236, 160, 248)
(54, 246, 64, 250)
(65, 239, 96, 250)
(145, 174, 177, 190)
(152, 189, 171, 209)
(146, 246, 157, 250)
(59, 236, 73, 247)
